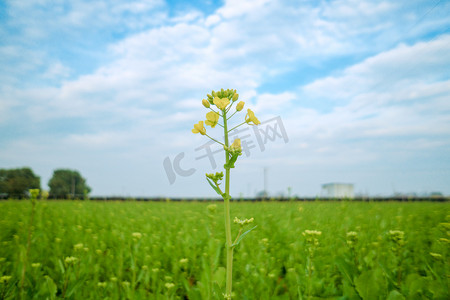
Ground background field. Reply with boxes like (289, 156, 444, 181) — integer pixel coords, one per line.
(0, 200, 448, 299)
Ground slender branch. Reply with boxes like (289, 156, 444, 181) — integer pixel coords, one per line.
(232, 229, 243, 245)
(205, 134, 225, 146)
(227, 110, 238, 120)
(228, 122, 247, 133)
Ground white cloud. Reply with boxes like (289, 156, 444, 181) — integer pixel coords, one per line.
(303, 35, 450, 100)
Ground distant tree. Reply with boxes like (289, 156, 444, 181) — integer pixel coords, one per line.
(48, 169, 91, 199)
(0, 167, 41, 198)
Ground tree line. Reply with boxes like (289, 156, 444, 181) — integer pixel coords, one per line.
(0, 167, 91, 199)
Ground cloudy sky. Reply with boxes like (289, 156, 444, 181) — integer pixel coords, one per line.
(1, 0, 449, 198)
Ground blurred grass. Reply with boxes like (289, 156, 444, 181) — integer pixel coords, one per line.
(0, 200, 448, 299)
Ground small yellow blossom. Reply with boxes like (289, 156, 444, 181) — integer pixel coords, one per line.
(132, 232, 142, 240)
(230, 138, 241, 151)
(202, 99, 210, 108)
(205, 111, 220, 128)
(192, 121, 206, 135)
(0, 276, 12, 284)
(232, 93, 239, 101)
(213, 97, 230, 110)
(165, 282, 175, 289)
(64, 256, 78, 265)
(245, 109, 261, 125)
(236, 101, 245, 111)
(207, 204, 217, 213)
(179, 258, 189, 264)
(303, 230, 322, 236)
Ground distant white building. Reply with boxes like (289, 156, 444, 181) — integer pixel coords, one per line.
(321, 183, 354, 199)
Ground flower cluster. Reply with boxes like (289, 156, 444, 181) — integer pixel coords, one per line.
(388, 230, 405, 247)
(234, 217, 254, 226)
(346, 231, 358, 248)
(29, 189, 40, 200)
(64, 256, 78, 265)
(132, 232, 142, 241)
(303, 230, 322, 247)
(206, 172, 224, 183)
(191, 89, 260, 137)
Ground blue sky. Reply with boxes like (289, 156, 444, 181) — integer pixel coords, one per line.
(1, 0, 449, 198)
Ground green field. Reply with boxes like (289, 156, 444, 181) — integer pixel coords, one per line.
(0, 200, 448, 299)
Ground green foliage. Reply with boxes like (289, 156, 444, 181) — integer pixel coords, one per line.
(0, 167, 40, 198)
(0, 201, 448, 299)
(48, 169, 91, 199)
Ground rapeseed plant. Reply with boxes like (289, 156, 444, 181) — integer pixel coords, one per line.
(20, 189, 39, 299)
(191, 89, 259, 299)
(303, 229, 322, 299)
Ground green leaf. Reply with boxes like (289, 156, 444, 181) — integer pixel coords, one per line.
(213, 267, 226, 288)
(206, 177, 222, 196)
(335, 256, 356, 285)
(38, 276, 57, 299)
(355, 269, 387, 300)
(386, 290, 405, 300)
(405, 273, 429, 298)
(231, 226, 257, 247)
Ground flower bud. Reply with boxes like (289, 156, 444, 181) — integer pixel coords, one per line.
(232, 93, 239, 101)
(230, 138, 242, 152)
(202, 99, 210, 108)
(236, 101, 244, 111)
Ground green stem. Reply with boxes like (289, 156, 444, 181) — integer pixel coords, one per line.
(223, 110, 234, 299)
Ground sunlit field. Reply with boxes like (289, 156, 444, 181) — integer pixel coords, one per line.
(0, 200, 448, 299)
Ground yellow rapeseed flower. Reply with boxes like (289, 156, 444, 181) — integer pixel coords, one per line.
(192, 121, 206, 135)
(205, 111, 220, 128)
(245, 109, 260, 125)
(213, 97, 230, 110)
(236, 101, 245, 111)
